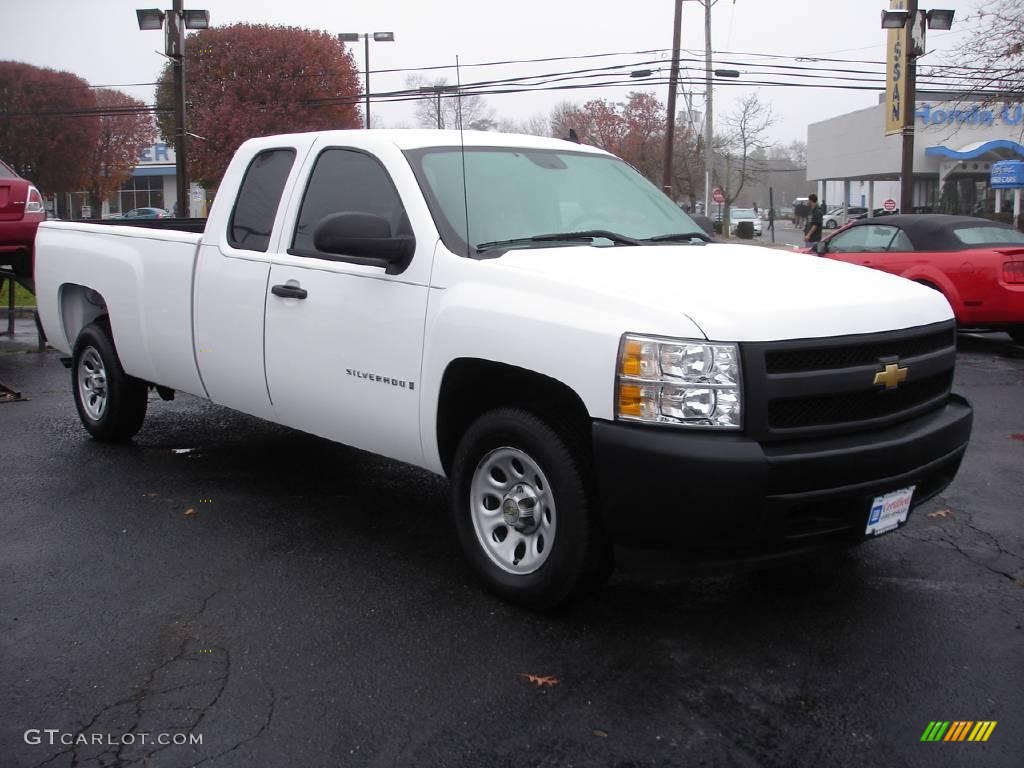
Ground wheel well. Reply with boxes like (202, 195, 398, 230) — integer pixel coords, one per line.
(436, 359, 592, 475)
(60, 284, 108, 347)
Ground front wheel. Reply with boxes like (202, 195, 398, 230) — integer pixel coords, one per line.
(1010, 326, 1024, 345)
(72, 322, 148, 442)
(824, 220, 838, 229)
(449, 408, 610, 609)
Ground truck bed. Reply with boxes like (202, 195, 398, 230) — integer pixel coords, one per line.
(86, 218, 208, 234)
(34, 221, 207, 398)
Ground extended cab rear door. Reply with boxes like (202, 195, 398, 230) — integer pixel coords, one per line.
(193, 139, 315, 420)
(263, 138, 434, 467)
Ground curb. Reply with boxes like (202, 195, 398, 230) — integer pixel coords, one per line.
(0, 308, 38, 319)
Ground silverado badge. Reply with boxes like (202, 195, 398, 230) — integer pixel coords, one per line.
(874, 361, 908, 390)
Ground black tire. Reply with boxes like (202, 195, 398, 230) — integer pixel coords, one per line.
(1010, 326, 1024, 345)
(449, 407, 610, 610)
(72, 321, 148, 442)
(824, 220, 838, 229)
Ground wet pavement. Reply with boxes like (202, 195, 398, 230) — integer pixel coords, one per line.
(1, 333, 1022, 767)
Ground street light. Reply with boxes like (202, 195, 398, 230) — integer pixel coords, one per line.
(881, 4, 954, 213)
(417, 85, 458, 129)
(338, 32, 395, 129)
(136, 1, 209, 218)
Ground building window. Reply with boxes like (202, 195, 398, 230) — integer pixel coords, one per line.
(116, 175, 165, 214)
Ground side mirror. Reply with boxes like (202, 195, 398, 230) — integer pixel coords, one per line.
(313, 212, 415, 274)
(814, 240, 827, 256)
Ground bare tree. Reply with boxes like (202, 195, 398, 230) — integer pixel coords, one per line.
(497, 113, 551, 136)
(715, 93, 776, 235)
(406, 76, 494, 130)
(930, 0, 1024, 104)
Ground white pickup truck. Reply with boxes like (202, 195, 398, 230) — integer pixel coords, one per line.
(36, 130, 972, 607)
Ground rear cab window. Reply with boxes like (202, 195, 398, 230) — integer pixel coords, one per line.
(229, 149, 296, 252)
(951, 225, 1024, 246)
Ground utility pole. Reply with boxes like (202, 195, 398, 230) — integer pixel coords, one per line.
(703, 0, 714, 215)
(900, 0, 919, 212)
(662, 0, 684, 196)
(364, 34, 371, 129)
(170, 0, 189, 217)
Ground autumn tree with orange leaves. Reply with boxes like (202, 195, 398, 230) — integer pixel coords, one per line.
(0, 61, 100, 195)
(550, 92, 702, 204)
(155, 24, 362, 189)
(84, 89, 156, 211)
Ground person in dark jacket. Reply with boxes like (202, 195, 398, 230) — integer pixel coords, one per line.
(803, 194, 824, 246)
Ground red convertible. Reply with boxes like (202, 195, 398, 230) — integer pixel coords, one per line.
(1, 158, 46, 291)
(810, 214, 1024, 343)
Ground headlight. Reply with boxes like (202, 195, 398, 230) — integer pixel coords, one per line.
(616, 334, 742, 429)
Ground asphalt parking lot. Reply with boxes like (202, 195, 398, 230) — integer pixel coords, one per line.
(1, 332, 1022, 768)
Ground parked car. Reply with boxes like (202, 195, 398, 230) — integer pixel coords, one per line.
(35, 130, 972, 608)
(0, 158, 46, 290)
(823, 206, 869, 229)
(809, 214, 1024, 343)
(122, 207, 168, 220)
(728, 207, 763, 236)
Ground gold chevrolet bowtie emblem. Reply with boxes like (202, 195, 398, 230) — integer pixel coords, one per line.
(874, 362, 908, 390)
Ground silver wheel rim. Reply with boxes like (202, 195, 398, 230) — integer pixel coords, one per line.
(77, 346, 108, 421)
(470, 446, 556, 575)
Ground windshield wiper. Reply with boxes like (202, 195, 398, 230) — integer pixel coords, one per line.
(475, 229, 644, 252)
(643, 231, 711, 244)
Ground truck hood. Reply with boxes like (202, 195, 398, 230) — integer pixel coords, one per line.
(494, 242, 953, 342)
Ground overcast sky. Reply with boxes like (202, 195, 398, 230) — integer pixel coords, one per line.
(0, 0, 981, 144)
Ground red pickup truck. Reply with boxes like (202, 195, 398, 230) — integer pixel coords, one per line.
(0, 158, 46, 290)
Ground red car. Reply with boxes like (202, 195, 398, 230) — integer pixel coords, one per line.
(0, 158, 46, 291)
(810, 214, 1024, 343)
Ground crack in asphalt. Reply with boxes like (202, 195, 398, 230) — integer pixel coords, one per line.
(188, 676, 276, 768)
(24, 589, 272, 768)
(903, 501, 1023, 583)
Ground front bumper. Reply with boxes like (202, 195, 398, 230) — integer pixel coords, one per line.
(591, 394, 972, 555)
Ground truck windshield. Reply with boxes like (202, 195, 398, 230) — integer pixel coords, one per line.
(405, 146, 703, 254)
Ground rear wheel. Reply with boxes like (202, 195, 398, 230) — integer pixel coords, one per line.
(449, 407, 610, 609)
(72, 322, 148, 442)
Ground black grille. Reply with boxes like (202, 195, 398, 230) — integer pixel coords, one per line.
(768, 371, 954, 430)
(765, 327, 955, 373)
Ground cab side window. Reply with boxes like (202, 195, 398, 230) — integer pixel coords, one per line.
(291, 149, 410, 256)
(828, 225, 899, 253)
(228, 149, 296, 252)
(888, 229, 914, 251)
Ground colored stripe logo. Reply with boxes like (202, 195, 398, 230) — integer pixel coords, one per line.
(920, 721, 997, 742)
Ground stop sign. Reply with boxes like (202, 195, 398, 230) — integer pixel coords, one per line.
(883, 198, 897, 212)
(712, 187, 725, 204)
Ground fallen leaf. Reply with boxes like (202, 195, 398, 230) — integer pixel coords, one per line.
(520, 673, 559, 687)
(1011, 434, 1024, 442)
(183, 508, 196, 517)
(172, 448, 196, 454)
(927, 509, 950, 519)
(1015, 579, 1024, 588)
(593, 729, 609, 738)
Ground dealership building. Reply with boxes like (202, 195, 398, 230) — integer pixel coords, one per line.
(807, 99, 1024, 217)
(55, 142, 205, 219)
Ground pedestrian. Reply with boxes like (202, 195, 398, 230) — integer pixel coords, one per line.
(803, 193, 823, 248)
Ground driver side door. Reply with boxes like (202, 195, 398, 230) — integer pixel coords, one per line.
(263, 146, 430, 467)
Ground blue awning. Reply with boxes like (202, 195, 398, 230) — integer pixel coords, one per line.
(132, 166, 176, 177)
(925, 139, 1024, 161)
